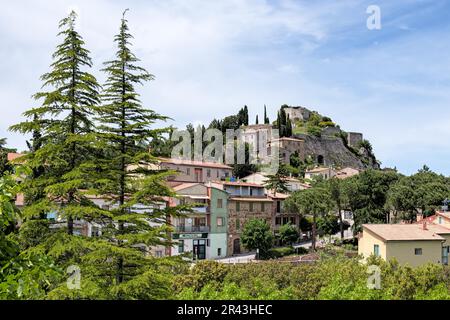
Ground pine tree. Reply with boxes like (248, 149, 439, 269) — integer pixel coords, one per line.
(264, 164, 290, 194)
(10, 11, 101, 231)
(90, 10, 187, 293)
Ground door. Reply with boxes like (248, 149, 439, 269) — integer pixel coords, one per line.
(193, 239, 206, 260)
(233, 238, 241, 255)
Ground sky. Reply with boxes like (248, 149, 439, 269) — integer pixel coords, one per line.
(0, 0, 449, 176)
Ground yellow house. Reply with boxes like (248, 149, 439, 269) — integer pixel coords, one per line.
(358, 223, 450, 267)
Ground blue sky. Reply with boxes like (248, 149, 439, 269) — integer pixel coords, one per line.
(0, 0, 449, 175)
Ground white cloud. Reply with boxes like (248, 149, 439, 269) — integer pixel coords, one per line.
(0, 0, 449, 175)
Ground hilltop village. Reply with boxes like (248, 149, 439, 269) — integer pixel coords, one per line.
(1, 10, 450, 301)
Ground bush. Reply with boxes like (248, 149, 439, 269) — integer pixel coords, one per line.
(267, 246, 295, 259)
(307, 125, 322, 137)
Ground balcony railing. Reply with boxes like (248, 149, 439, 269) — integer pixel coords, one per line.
(175, 225, 210, 233)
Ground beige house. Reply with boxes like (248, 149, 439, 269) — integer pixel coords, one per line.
(335, 167, 361, 179)
(358, 223, 450, 267)
(305, 167, 336, 180)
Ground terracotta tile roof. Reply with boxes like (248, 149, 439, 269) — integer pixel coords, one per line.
(267, 192, 289, 199)
(7, 153, 24, 162)
(158, 157, 232, 169)
(363, 224, 446, 241)
(172, 182, 202, 191)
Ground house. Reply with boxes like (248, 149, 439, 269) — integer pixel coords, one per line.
(267, 137, 305, 164)
(358, 222, 450, 267)
(212, 181, 273, 255)
(335, 167, 361, 180)
(158, 157, 232, 183)
(417, 211, 450, 229)
(305, 167, 336, 180)
(267, 192, 301, 235)
(168, 182, 228, 260)
(242, 172, 310, 193)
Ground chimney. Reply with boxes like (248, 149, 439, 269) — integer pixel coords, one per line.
(422, 220, 428, 230)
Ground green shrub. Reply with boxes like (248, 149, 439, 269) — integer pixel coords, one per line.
(267, 246, 295, 259)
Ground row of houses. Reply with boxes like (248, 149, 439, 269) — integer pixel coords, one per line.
(8, 152, 359, 260)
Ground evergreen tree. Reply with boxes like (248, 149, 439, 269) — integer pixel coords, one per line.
(264, 164, 290, 194)
(10, 11, 101, 231)
(255, 114, 259, 124)
(264, 105, 269, 124)
(90, 10, 187, 293)
(286, 115, 292, 137)
(243, 105, 249, 126)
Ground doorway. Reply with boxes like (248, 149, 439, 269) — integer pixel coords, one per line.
(193, 239, 206, 260)
(233, 238, 241, 255)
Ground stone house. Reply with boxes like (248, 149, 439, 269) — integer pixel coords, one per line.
(267, 137, 305, 164)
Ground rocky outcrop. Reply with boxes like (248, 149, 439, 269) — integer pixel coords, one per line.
(294, 133, 378, 169)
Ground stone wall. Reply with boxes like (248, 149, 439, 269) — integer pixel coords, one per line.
(347, 132, 363, 148)
(295, 133, 369, 169)
(227, 199, 272, 255)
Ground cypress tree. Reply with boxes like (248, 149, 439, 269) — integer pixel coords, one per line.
(244, 105, 249, 126)
(255, 114, 259, 124)
(264, 105, 269, 124)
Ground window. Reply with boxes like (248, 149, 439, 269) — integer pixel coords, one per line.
(217, 248, 222, 256)
(217, 198, 223, 208)
(236, 202, 240, 211)
(249, 202, 254, 212)
(276, 201, 281, 213)
(275, 217, 281, 225)
(374, 244, 380, 257)
(216, 170, 219, 178)
(236, 219, 240, 230)
(261, 202, 265, 212)
(439, 217, 443, 224)
(186, 168, 190, 175)
(155, 250, 163, 257)
(217, 217, 224, 227)
(415, 248, 422, 255)
(207, 169, 211, 178)
(178, 240, 184, 253)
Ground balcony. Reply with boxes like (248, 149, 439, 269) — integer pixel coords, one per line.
(192, 206, 209, 214)
(175, 225, 210, 233)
